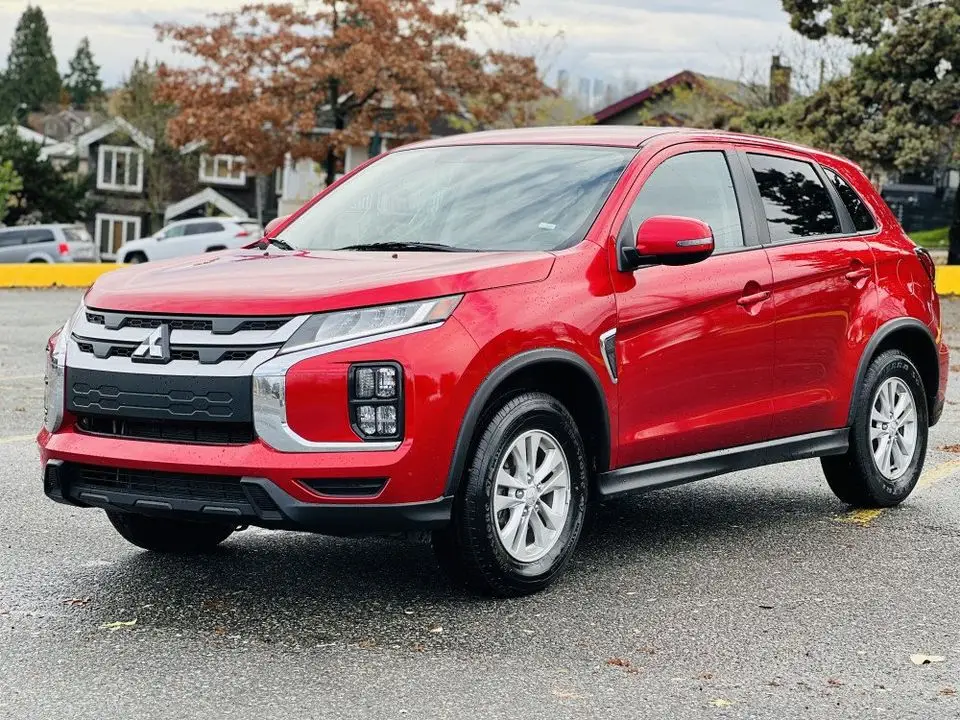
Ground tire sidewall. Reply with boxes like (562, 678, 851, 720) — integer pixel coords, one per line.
(853, 352, 928, 504)
(466, 395, 589, 589)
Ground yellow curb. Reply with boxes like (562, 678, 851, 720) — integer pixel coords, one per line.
(0, 263, 124, 288)
(936, 266, 960, 295)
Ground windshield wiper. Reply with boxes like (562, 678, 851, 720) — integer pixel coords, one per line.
(256, 236, 297, 251)
(334, 241, 469, 252)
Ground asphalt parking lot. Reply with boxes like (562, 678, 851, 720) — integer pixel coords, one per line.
(2, 289, 960, 719)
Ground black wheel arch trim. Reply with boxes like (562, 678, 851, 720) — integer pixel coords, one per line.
(444, 348, 611, 496)
(847, 317, 938, 426)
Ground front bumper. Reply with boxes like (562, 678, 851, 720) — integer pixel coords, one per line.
(43, 457, 452, 536)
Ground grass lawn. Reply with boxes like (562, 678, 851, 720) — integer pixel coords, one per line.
(909, 227, 949, 248)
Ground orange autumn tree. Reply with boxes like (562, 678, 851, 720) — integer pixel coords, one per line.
(155, 0, 546, 185)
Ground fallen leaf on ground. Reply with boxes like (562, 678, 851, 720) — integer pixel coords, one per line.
(100, 619, 136, 631)
(709, 698, 732, 708)
(759, 605, 774, 610)
(940, 687, 956, 696)
(941, 444, 960, 453)
(61, 597, 91, 607)
(827, 678, 844, 686)
(699, 672, 714, 680)
(606, 658, 631, 668)
(911, 654, 946, 665)
(358, 639, 377, 649)
(552, 689, 585, 700)
(835, 508, 884, 527)
(428, 626, 443, 634)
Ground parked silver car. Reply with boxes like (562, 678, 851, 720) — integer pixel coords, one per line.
(0, 224, 99, 263)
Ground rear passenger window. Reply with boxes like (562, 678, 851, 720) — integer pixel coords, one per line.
(185, 222, 224, 235)
(824, 167, 877, 232)
(748, 154, 841, 242)
(627, 152, 744, 251)
(24, 229, 55, 244)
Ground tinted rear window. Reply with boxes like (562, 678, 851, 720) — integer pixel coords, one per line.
(824, 167, 877, 232)
(185, 222, 224, 235)
(748, 154, 841, 242)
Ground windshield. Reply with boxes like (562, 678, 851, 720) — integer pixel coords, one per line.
(278, 144, 636, 252)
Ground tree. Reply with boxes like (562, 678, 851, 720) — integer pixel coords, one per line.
(114, 59, 199, 230)
(0, 126, 93, 225)
(63, 38, 104, 109)
(155, 0, 547, 186)
(0, 6, 61, 116)
(0, 160, 23, 224)
(774, 0, 960, 260)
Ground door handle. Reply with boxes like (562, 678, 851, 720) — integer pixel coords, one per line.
(737, 290, 771, 307)
(845, 268, 872, 283)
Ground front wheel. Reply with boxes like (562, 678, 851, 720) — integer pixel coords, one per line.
(107, 512, 235, 553)
(433, 392, 589, 596)
(821, 349, 928, 508)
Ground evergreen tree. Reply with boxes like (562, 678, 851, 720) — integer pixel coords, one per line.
(1, 6, 61, 114)
(0, 126, 93, 224)
(63, 37, 103, 109)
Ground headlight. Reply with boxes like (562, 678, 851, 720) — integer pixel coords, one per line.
(279, 295, 462, 354)
(44, 302, 84, 432)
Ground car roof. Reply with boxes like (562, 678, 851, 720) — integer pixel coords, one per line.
(168, 216, 249, 226)
(402, 126, 852, 164)
(0, 223, 77, 233)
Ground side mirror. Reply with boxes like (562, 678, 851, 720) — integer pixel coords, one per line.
(620, 215, 715, 271)
(264, 215, 290, 237)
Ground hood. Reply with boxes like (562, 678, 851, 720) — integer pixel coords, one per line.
(85, 249, 555, 315)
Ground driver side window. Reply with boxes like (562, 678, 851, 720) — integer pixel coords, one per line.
(161, 225, 187, 240)
(625, 151, 745, 252)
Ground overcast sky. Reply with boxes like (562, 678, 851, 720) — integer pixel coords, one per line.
(0, 0, 806, 91)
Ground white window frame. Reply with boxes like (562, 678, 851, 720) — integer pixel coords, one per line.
(95, 213, 141, 257)
(97, 145, 144, 192)
(200, 154, 247, 186)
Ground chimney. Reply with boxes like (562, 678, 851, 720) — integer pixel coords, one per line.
(769, 55, 792, 106)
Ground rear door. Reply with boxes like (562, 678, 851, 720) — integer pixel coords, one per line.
(62, 226, 97, 262)
(0, 230, 27, 262)
(738, 149, 877, 437)
(611, 144, 777, 466)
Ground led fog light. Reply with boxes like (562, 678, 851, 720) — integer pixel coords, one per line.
(349, 363, 403, 440)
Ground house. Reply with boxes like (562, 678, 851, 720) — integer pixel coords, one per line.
(588, 70, 763, 129)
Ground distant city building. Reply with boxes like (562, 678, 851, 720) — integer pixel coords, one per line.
(577, 77, 591, 107)
(557, 69, 570, 94)
(592, 79, 605, 108)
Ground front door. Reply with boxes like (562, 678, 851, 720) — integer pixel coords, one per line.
(612, 146, 777, 467)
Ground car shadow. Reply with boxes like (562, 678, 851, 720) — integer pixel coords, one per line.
(76, 473, 851, 649)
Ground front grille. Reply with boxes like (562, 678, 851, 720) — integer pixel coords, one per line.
(73, 465, 246, 504)
(73, 342, 261, 364)
(299, 478, 387, 498)
(76, 414, 255, 445)
(84, 311, 293, 335)
(67, 367, 252, 422)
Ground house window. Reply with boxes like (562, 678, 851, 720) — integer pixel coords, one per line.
(95, 213, 141, 256)
(98, 145, 144, 192)
(200, 154, 247, 186)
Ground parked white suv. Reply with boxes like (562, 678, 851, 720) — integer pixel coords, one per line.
(115, 217, 262, 264)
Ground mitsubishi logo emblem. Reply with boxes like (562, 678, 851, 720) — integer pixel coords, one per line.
(132, 325, 171, 363)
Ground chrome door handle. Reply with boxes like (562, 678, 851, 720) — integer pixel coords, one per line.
(737, 290, 771, 307)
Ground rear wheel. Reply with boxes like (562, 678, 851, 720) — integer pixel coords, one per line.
(106, 512, 234, 553)
(433, 392, 589, 596)
(821, 350, 928, 507)
(124, 252, 147, 264)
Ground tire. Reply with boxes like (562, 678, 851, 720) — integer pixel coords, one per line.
(205, 246, 226, 252)
(432, 392, 589, 596)
(28, 257, 50, 263)
(106, 511, 235, 553)
(821, 349, 928, 508)
(124, 252, 147, 264)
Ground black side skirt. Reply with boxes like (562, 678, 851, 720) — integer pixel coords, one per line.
(597, 429, 850, 499)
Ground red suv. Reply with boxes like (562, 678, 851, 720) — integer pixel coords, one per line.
(40, 127, 948, 596)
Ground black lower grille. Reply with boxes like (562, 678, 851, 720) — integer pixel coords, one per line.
(243, 484, 281, 513)
(76, 414, 255, 445)
(299, 478, 387, 497)
(73, 465, 246, 504)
